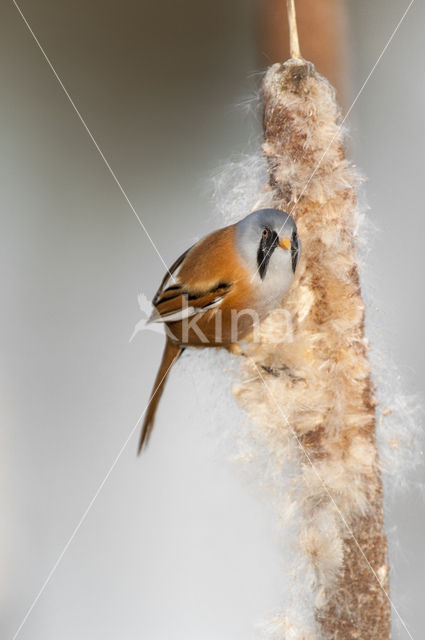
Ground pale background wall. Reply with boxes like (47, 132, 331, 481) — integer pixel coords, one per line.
(1, 1, 423, 638)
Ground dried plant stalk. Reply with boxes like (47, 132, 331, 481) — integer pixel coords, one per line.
(286, 0, 301, 59)
(258, 0, 348, 100)
(233, 60, 391, 638)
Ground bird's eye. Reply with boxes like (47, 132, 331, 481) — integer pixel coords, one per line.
(262, 228, 269, 238)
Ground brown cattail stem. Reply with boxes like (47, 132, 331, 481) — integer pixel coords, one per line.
(286, 0, 301, 59)
(233, 60, 391, 639)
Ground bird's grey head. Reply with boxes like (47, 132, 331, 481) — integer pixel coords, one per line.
(236, 208, 300, 280)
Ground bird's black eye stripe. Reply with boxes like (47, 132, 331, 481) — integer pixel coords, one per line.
(257, 227, 279, 279)
(291, 229, 299, 273)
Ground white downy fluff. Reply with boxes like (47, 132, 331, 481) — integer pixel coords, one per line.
(200, 63, 423, 638)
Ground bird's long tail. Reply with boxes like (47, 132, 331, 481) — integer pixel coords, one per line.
(138, 338, 183, 454)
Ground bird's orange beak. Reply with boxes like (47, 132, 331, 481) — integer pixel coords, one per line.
(279, 237, 291, 250)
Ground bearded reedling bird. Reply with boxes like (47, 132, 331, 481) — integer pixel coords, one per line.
(138, 208, 300, 452)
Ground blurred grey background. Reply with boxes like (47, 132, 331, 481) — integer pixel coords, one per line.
(1, 1, 423, 638)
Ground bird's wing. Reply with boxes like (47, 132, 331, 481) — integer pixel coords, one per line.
(152, 245, 194, 304)
(150, 226, 239, 324)
(150, 282, 231, 323)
